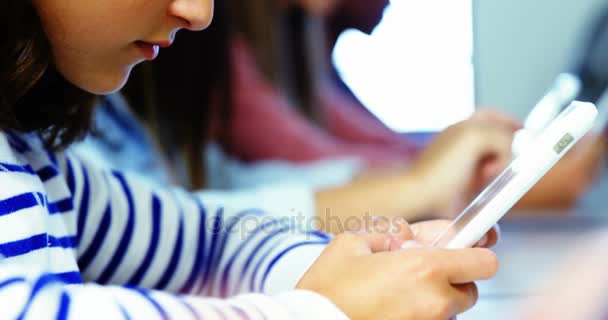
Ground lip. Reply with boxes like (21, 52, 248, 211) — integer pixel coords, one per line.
(134, 40, 172, 61)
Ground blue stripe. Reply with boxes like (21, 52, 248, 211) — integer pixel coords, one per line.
(220, 219, 280, 297)
(78, 204, 112, 271)
(8, 141, 28, 153)
(154, 205, 184, 290)
(207, 209, 264, 294)
(248, 230, 289, 292)
(0, 163, 36, 175)
(4, 131, 30, 151)
(309, 230, 331, 241)
(65, 158, 76, 195)
(0, 277, 26, 289)
(47, 151, 58, 166)
(75, 163, 91, 246)
(101, 97, 142, 138)
(128, 195, 162, 285)
(230, 305, 250, 320)
(261, 240, 329, 292)
(0, 192, 41, 216)
(48, 235, 77, 249)
(244, 302, 268, 320)
(210, 305, 229, 320)
(16, 273, 58, 320)
(57, 292, 70, 320)
(5, 131, 30, 153)
(0, 234, 77, 258)
(8, 141, 29, 154)
(37, 166, 59, 181)
(1, 234, 46, 258)
(132, 288, 169, 320)
(118, 303, 131, 320)
(179, 198, 207, 294)
(47, 198, 74, 214)
(199, 207, 224, 294)
(54, 272, 83, 284)
(179, 299, 201, 320)
(97, 173, 136, 284)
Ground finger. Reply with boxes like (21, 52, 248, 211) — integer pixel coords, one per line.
(478, 126, 514, 164)
(410, 220, 453, 245)
(413, 219, 498, 249)
(471, 127, 514, 189)
(439, 248, 499, 284)
(349, 218, 415, 253)
(450, 283, 479, 315)
(474, 224, 500, 248)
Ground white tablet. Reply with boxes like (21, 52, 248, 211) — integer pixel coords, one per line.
(433, 101, 598, 249)
(512, 73, 582, 155)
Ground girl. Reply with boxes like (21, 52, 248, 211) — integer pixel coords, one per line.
(0, 0, 499, 319)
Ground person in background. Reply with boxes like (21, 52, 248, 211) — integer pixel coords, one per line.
(116, 0, 517, 231)
(323, 0, 607, 211)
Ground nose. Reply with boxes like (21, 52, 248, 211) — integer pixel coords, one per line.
(169, 0, 214, 31)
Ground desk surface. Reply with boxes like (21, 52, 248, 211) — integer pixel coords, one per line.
(460, 174, 608, 319)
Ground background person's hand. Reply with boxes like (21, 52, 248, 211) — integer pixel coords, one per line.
(296, 227, 500, 320)
(514, 133, 606, 211)
(409, 110, 520, 217)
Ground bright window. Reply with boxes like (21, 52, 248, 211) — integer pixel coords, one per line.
(333, 0, 475, 132)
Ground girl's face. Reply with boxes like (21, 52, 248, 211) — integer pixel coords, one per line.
(33, 0, 213, 94)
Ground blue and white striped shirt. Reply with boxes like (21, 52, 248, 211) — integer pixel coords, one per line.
(0, 131, 348, 319)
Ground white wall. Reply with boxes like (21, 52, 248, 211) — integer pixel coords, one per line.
(334, 0, 475, 132)
(474, 0, 607, 119)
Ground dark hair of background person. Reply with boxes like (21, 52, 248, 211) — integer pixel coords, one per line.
(574, 5, 608, 103)
(122, 0, 233, 190)
(0, 1, 96, 150)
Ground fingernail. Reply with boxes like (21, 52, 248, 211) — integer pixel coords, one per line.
(476, 235, 488, 248)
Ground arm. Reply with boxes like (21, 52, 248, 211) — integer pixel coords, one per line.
(64, 153, 329, 297)
(315, 115, 517, 233)
(315, 170, 435, 233)
(0, 266, 348, 319)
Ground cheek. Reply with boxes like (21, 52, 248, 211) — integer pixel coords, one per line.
(36, 2, 141, 93)
(35, 0, 163, 93)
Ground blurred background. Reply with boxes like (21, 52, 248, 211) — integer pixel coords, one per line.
(335, 0, 607, 129)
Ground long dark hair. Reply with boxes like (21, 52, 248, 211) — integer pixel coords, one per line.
(122, 0, 233, 189)
(231, 0, 327, 124)
(0, 1, 96, 150)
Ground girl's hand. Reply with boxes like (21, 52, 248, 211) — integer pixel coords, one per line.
(297, 220, 500, 320)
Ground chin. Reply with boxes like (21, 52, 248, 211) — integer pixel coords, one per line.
(65, 66, 133, 95)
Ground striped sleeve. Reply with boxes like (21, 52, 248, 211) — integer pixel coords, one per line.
(0, 266, 350, 319)
(65, 153, 330, 297)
